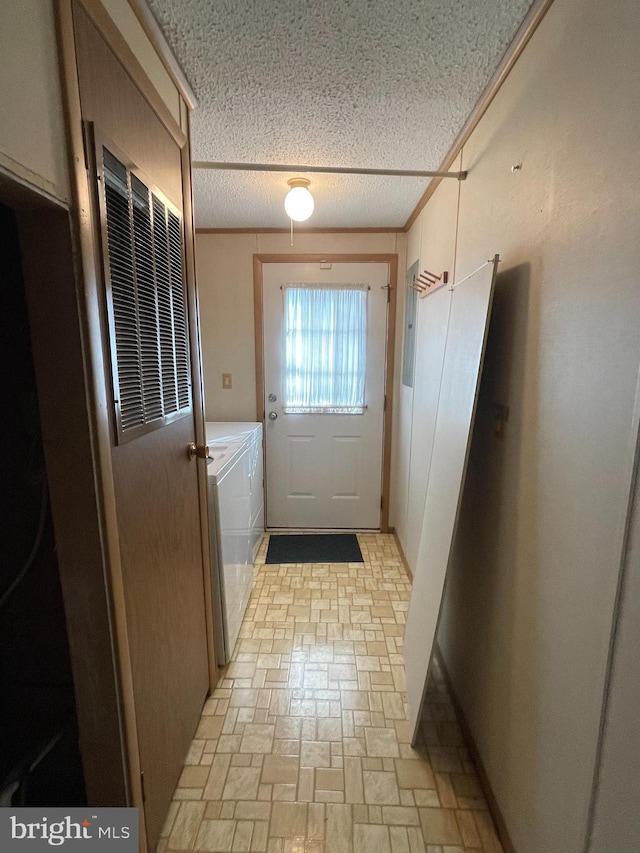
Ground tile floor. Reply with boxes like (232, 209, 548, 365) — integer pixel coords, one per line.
(159, 533, 503, 853)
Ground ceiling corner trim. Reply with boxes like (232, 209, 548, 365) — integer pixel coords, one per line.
(127, 0, 198, 109)
(403, 0, 556, 233)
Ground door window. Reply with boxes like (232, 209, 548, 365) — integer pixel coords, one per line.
(283, 284, 368, 414)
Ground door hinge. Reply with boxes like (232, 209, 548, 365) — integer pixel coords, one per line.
(380, 495, 384, 510)
(384, 395, 387, 412)
(140, 771, 146, 804)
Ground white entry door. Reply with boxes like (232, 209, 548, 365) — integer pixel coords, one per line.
(263, 262, 389, 529)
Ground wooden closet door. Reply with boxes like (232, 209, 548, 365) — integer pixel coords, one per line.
(72, 5, 209, 846)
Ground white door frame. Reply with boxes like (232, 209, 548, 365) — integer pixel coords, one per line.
(253, 253, 398, 532)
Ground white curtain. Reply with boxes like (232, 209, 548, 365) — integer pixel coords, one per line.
(283, 284, 368, 414)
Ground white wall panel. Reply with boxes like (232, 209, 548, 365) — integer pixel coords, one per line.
(405, 261, 496, 733)
(404, 285, 450, 570)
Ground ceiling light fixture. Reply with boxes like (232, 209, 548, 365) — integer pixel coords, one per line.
(284, 178, 314, 222)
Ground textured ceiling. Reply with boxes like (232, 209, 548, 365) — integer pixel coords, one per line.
(147, 0, 534, 228)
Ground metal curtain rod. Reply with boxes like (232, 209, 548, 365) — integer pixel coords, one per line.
(192, 160, 467, 180)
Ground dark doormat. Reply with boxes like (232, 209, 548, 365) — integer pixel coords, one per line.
(265, 534, 364, 564)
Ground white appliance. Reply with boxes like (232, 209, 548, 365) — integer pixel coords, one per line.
(206, 422, 264, 664)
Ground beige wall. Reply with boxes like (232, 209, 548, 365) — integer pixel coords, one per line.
(393, 0, 640, 849)
(0, 0, 70, 203)
(195, 231, 405, 426)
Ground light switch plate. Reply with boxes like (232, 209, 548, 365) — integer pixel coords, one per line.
(222, 373, 232, 389)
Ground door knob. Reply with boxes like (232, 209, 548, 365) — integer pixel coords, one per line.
(187, 442, 210, 460)
(268, 411, 278, 420)
(268, 393, 277, 402)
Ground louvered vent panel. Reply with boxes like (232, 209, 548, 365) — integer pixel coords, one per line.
(152, 194, 178, 415)
(168, 211, 191, 410)
(131, 174, 163, 423)
(104, 152, 144, 432)
(101, 146, 191, 443)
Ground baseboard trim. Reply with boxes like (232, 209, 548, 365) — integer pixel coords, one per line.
(435, 644, 516, 853)
(392, 530, 413, 582)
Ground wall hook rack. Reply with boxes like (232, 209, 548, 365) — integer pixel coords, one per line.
(409, 268, 449, 296)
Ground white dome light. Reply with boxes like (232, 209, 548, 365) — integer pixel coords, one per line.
(284, 178, 314, 222)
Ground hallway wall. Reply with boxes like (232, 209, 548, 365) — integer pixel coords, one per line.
(392, 0, 640, 850)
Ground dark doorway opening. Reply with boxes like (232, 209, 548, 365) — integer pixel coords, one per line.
(0, 202, 86, 807)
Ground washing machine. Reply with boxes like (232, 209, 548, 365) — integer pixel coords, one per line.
(205, 422, 264, 664)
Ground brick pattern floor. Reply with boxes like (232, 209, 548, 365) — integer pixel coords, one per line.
(158, 533, 503, 853)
